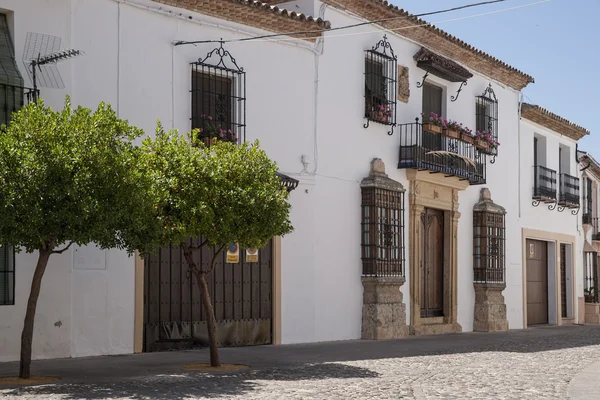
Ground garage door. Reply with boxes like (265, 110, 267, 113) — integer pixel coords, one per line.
(526, 239, 548, 325)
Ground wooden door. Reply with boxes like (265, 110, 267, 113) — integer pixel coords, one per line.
(560, 244, 567, 318)
(144, 237, 273, 352)
(526, 239, 548, 325)
(421, 208, 444, 318)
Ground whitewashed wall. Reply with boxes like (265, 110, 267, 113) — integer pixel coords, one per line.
(0, 0, 318, 360)
(0, 0, 584, 361)
(520, 118, 584, 316)
(309, 3, 524, 337)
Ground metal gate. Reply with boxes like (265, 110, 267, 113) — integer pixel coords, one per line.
(143, 238, 273, 352)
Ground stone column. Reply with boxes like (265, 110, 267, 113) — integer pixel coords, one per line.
(361, 276, 408, 339)
(473, 283, 509, 332)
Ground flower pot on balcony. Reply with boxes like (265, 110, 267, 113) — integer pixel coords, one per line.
(475, 139, 489, 151)
(443, 128, 460, 139)
(423, 123, 442, 134)
(461, 133, 474, 144)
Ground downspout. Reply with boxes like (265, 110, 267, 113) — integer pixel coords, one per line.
(518, 91, 523, 218)
(306, 3, 327, 176)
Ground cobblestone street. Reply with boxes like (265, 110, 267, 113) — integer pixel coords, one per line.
(2, 325, 600, 399)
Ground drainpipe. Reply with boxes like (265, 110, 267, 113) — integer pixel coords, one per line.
(518, 91, 523, 218)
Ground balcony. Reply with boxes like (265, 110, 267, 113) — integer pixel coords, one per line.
(532, 165, 557, 203)
(591, 218, 600, 241)
(0, 83, 37, 127)
(397, 120, 486, 185)
(558, 173, 580, 208)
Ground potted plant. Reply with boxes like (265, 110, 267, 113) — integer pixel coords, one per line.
(474, 130, 499, 152)
(460, 126, 474, 144)
(443, 120, 461, 139)
(196, 114, 238, 146)
(421, 112, 443, 134)
(371, 104, 393, 124)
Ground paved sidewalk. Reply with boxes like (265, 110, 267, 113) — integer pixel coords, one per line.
(1, 324, 600, 399)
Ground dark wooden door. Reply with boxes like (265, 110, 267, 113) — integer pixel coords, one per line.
(143, 237, 273, 352)
(526, 239, 548, 325)
(421, 208, 444, 318)
(560, 244, 567, 318)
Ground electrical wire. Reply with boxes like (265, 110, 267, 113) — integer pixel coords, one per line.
(174, 0, 509, 46)
(235, 0, 551, 46)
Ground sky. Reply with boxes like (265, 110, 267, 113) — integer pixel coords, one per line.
(390, 0, 600, 153)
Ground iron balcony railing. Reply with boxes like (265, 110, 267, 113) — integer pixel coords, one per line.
(533, 165, 557, 201)
(592, 217, 600, 241)
(397, 119, 486, 185)
(0, 84, 37, 127)
(585, 251, 599, 303)
(558, 173, 580, 208)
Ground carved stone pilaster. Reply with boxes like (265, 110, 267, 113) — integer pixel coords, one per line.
(361, 277, 408, 340)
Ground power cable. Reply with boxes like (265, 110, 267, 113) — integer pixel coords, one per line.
(230, 0, 551, 46)
(174, 0, 508, 46)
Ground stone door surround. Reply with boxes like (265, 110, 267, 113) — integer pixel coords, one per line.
(406, 169, 468, 335)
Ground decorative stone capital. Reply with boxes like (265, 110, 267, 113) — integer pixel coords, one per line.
(360, 158, 405, 193)
(473, 188, 506, 215)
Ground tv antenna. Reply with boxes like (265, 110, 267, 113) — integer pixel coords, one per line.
(22, 32, 83, 101)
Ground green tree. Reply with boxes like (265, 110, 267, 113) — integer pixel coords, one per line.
(0, 98, 152, 379)
(139, 126, 292, 367)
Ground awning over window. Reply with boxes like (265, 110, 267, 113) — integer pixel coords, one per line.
(0, 14, 23, 87)
(276, 172, 299, 192)
(414, 47, 473, 83)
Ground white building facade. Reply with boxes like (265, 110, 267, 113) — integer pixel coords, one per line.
(0, 0, 591, 361)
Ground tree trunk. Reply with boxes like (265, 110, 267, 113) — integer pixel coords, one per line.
(19, 248, 52, 379)
(196, 273, 220, 367)
(181, 243, 221, 367)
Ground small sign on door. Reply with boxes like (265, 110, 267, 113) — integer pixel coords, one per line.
(246, 248, 259, 263)
(529, 243, 535, 259)
(226, 243, 239, 264)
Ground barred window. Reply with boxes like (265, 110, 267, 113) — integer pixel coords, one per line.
(190, 43, 245, 145)
(475, 84, 499, 156)
(364, 35, 397, 132)
(0, 246, 15, 305)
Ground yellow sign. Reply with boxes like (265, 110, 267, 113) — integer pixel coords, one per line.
(226, 243, 239, 263)
(529, 243, 535, 259)
(246, 248, 259, 263)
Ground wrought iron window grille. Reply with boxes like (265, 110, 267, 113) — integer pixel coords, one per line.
(360, 159, 405, 277)
(473, 189, 506, 284)
(584, 251, 599, 303)
(191, 42, 246, 147)
(0, 246, 15, 306)
(583, 177, 593, 224)
(364, 35, 398, 135)
(476, 84, 499, 163)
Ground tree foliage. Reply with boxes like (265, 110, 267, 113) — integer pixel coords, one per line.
(139, 126, 293, 253)
(0, 98, 151, 253)
(0, 97, 152, 379)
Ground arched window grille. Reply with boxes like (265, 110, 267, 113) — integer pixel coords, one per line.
(475, 83, 499, 157)
(364, 35, 397, 135)
(191, 42, 246, 146)
(360, 159, 405, 277)
(473, 188, 506, 284)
